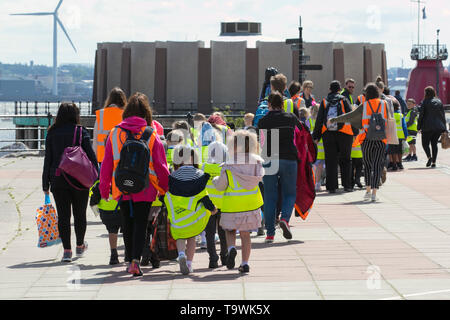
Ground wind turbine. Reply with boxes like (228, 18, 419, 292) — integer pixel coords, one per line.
(11, 0, 77, 96)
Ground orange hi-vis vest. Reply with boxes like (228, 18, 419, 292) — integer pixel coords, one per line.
(95, 106, 124, 162)
(291, 93, 304, 110)
(357, 95, 366, 105)
(321, 99, 353, 135)
(109, 126, 165, 200)
(361, 98, 388, 144)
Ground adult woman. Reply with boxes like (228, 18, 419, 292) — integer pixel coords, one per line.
(300, 80, 316, 108)
(418, 86, 447, 167)
(93, 87, 127, 164)
(42, 102, 98, 262)
(257, 91, 305, 243)
(329, 83, 388, 202)
(99, 93, 169, 276)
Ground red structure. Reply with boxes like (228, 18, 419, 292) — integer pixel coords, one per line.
(406, 44, 449, 104)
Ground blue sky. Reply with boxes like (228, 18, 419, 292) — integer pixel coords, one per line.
(1, 0, 449, 69)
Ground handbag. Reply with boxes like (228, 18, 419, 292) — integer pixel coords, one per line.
(36, 194, 61, 248)
(385, 99, 399, 145)
(57, 126, 98, 190)
(441, 131, 450, 149)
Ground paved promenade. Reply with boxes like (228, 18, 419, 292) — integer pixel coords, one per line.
(1, 140, 450, 300)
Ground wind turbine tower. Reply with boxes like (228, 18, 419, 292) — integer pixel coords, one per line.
(11, 0, 77, 96)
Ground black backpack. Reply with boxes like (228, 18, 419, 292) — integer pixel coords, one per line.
(151, 204, 178, 261)
(366, 101, 386, 141)
(114, 126, 154, 194)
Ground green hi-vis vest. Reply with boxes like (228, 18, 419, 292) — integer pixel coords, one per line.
(221, 170, 263, 213)
(164, 189, 211, 240)
(202, 163, 224, 209)
(166, 147, 174, 167)
(351, 144, 363, 158)
(191, 127, 199, 146)
(309, 118, 325, 160)
(201, 146, 209, 164)
(340, 89, 354, 105)
(283, 99, 294, 113)
(394, 112, 405, 139)
(405, 109, 418, 132)
(89, 181, 118, 211)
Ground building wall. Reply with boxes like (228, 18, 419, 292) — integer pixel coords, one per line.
(211, 41, 247, 109)
(99, 42, 123, 95)
(343, 43, 365, 99)
(128, 42, 156, 101)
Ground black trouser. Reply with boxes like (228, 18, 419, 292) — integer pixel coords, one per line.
(204, 212, 227, 262)
(422, 131, 441, 163)
(52, 188, 89, 250)
(351, 158, 363, 187)
(322, 131, 353, 190)
(120, 201, 152, 262)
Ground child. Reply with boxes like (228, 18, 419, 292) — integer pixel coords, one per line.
(166, 130, 185, 171)
(403, 98, 419, 161)
(388, 101, 408, 171)
(309, 103, 325, 191)
(299, 108, 310, 129)
(164, 145, 218, 275)
(351, 131, 364, 189)
(213, 130, 264, 273)
(201, 141, 229, 268)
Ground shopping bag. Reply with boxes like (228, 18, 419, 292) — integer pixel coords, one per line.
(402, 140, 410, 156)
(441, 131, 450, 150)
(35, 194, 61, 248)
(385, 100, 399, 145)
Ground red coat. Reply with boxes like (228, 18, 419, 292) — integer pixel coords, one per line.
(294, 123, 317, 220)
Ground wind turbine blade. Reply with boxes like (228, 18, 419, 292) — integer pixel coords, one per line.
(55, 0, 63, 12)
(10, 12, 54, 16)
(56, 17, 77, 53)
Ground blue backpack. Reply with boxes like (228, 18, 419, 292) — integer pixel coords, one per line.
(253, 100, 269, 127)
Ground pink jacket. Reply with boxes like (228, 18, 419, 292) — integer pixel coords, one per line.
(99, 116, 169, 202)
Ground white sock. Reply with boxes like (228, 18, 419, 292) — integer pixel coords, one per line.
(241, 261, 248, 266)
(187, 260, 192, 268)
(178, 251, 185, 257)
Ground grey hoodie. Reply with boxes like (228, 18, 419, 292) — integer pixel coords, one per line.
(212, 153, 264, 191)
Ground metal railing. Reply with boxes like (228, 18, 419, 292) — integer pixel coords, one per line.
(0, 112, 246, 154)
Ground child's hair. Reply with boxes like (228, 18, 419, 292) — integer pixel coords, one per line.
(299, 107, 310, 119)
(407, 98, 416, 104)
(172, 145, 199, 170)
(167, 129, 184, 146)
(268, 91, 283, 109)
(393, 100, 400, 111)
(207, 141, 228, 164)
(288, 81, 302, 97)
(227, 130, 259, 156)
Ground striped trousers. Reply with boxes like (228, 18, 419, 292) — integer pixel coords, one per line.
(361, 140, 386, 189)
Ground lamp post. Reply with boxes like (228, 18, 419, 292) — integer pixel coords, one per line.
(436, 29, 440, 97)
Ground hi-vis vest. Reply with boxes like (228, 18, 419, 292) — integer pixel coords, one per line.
(164, 189, 211, 240)
(291, 94, 305, 110)
(321, 99, 353, 135)
(166, 147, 174, 168)
(394, 112, 405, 140)
(351, 131, 363, 158)
(361, 98, 388, 144)
(357, 95, 366, 105)
(89, 180, 118, 211)
(283, 99, 295, 113)
(109, 126, 165, 200)
(340, 89, 354, 105)
(95, 106, 124, 162)
(405, 109, 418, 132)
(221, 170, 264, 213)
(309, 118, 325, 160)
(202, 163, 224, 209)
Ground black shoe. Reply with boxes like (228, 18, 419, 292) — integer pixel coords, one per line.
(220, 255, 227, 266)
(256, 227, 265, 236)
(279, 219, 292, 240)
(209, 260, 219, 269)
(403, 155, 412, 161)
(397, 162, 404, 170)
(109, 251, 120, 265)
(431, 163, 436, 168)
(356, 182, 363, 189)
(140, 256, 150, 266)
(387, 162, 393, 169)
(391, 164, 398, 171)
(150, 256, 160, 269)
(238, 264, 250, 273)
(344, 188, 354, 192)
(426, 158, 432, 167)
(226, 248, 237, 270)
(328, 189, 336, 194)
(411, 155, 418, 161)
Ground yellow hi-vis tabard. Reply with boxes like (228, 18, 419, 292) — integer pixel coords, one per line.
(164, 189, 211, 240)
(202, 163, 224, 209)
(220, 170, 263, 213)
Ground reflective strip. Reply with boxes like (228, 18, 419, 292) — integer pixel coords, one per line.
(208, 194, 222, 198)
(187, 196, 194, 211)
(97, 141, 106, 147)
(166, 193, 204, 225)
(99, 109, 104, 132)
(223, 189, 259, 197)
(170, 211, 207, 229)
(111, 129, 120, 161)
(352, 146, 361, 151)
(227, 171, 243, 191)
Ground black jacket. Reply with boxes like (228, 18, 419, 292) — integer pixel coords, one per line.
(312, 93, 357, 141)
(418, 98, 446, 133)
(257, 109, 304, 161)
(42, 124, 98, 192)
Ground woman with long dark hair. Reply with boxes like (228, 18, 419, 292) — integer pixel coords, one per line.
(42, 102, 98, 262)
(418, 86, 447, 167)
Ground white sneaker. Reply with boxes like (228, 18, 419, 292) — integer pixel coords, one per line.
(363, 192, 371, 201)
(179, 254, 189, 275)
(371, 194, 378, 202)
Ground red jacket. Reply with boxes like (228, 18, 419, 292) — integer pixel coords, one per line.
(294, 123, 317, 220)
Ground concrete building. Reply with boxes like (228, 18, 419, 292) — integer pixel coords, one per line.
(92, 24, 387, 114)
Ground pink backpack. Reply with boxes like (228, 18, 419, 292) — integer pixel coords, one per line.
(57, 126, 98, 190)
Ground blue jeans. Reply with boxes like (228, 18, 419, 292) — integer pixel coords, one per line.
(262, 159, 298, 237)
